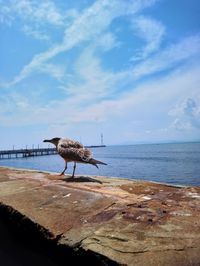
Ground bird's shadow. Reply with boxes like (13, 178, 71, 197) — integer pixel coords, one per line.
(61, 176, 102, 184)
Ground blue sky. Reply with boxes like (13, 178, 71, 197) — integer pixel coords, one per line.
(0, 0, 200, 149)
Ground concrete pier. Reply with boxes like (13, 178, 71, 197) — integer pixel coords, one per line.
(0, 167, 199, 265)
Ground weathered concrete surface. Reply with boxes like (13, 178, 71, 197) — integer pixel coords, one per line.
(0, 167, 199, 266)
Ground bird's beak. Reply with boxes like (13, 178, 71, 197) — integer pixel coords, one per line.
(43, 139, 50, 143)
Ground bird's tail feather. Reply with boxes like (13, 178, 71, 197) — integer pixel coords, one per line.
(89, 158, 107, 168)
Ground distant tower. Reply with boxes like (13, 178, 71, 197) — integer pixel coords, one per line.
(101, 133, 104, 146)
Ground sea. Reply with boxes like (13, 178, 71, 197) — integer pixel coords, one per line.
(0, 142, 200, 186)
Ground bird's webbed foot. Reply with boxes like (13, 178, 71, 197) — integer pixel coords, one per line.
(59, 172, 65, 176)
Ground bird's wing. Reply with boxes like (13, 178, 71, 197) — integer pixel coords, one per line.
(60, 138, 84, 149)
(58, 146, 92, 163)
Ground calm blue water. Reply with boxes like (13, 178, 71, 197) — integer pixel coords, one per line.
(0, 142, 200, 186)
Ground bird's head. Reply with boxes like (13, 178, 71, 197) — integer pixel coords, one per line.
(43, 137, 61, 146)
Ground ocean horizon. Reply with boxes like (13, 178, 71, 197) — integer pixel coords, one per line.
(0, 142, 200, 186)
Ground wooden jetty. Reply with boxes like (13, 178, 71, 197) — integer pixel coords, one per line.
(0, 145, 106, 160)
(0, 148, 57, 159)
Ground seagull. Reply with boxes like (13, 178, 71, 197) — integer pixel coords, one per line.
(43, 137, 107, 178)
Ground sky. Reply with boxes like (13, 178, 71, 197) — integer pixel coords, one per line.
(0, 0, 200, 149)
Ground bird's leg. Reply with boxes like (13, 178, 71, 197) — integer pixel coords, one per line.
(72, 162, 76, 178)
(59, 162, 67, 176)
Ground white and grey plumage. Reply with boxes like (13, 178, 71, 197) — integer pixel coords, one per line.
(43, 137, 107, 177)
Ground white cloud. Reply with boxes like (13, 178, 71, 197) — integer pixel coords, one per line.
(0, 0, 65, 26)
(171, 118, 192, 131)
(0, 92, 30, 122)
(131, 34, 200, 79)
(38, 63, 66, 81)
(95, 32, 120, 51)
(169, 98, 200, 131)
(131, 15, 165, 60)
(66, 62, 200, 127)
(2, 60, 199, 127)
(22, 25, 50, 41)
(0, 4, 13, 25)
(4, 0, 158, 86)
(7, 30, 200, 94)
(2, 31, 200, 132)
(71, 47, 116, 97)
(0, 0, 79, 41)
